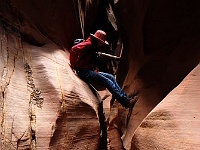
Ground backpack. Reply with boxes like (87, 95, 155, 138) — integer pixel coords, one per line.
(69, 39, 85, 69)
(73, 39, 84, 45)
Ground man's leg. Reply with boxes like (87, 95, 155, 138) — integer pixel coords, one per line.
(77, 69, 130, 107)
(99, 72, 128, 98)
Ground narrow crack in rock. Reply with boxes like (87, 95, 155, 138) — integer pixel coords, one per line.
(24, 62, 44, 149)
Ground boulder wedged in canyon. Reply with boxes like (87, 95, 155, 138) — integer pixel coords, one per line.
(1, 0, 200, 150)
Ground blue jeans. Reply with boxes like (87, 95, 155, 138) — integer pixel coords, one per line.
(76, 69, 130, 107)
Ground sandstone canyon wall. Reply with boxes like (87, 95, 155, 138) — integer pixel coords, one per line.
(0, 0, 200, 150)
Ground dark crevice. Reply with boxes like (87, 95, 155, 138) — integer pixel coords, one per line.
(1, 18, 20, 37)
(98, 102, 107, 150)
(88, 85, 108, 150)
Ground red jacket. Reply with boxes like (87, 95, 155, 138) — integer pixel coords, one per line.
(70, 37, 96, 70)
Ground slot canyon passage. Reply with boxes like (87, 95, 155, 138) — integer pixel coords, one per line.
(0, 0, 200, 150)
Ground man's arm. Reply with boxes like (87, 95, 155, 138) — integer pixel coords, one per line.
(96, 52, 121, 61)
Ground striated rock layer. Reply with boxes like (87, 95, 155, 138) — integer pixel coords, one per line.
(0, 0, 200, 150)
(0, 25, 102, 149)
(132, 64, 200, 150)
(115, 0, 200, 149)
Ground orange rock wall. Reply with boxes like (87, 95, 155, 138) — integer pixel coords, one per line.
(113, 0, 200, 149)
(1, 0, 200, 150)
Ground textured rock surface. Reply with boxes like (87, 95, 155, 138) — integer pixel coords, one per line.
(0, 0, 200, 150)
(132, 65, 200, 150)
(112, 0, 200, 149)
(0, 27, 101, 149)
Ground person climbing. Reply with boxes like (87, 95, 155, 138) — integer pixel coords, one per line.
(70, 30, 138, 109)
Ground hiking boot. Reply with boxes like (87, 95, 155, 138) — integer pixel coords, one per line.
(125, 96, 139, 109)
